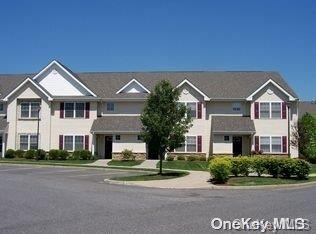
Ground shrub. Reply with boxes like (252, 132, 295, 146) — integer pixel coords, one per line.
(209, 157, 232, 184)
(307, 155, 316, 164)
(252, 157, 266, 177)
(34, 149, 46, 160)
(264, 157, 282, 178)
(71, 151, 81, 160)
(166, 155, 174, 161)
(14, 150, 25, 158)
(294, 160, 310, 180)
(121, 149, 135, 161)
(186, 155, 197, 161)
(5, 149, 15, 158)
(25, 150, 36, 159)
(59, 150, 69, 160)
(197, 155, 207, 161)
(279, 158, 296, 178)
(79, 150, 92, 160)
(177, 155, 185, 160)
(48, 149, 60, 160)
(230, 157, 252, 177)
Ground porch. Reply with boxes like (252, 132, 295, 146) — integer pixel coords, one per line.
(211, 116, 255, 156)
(91, 116, 146, 159)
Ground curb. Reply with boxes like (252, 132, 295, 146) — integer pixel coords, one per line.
(104, 178, 316, 190)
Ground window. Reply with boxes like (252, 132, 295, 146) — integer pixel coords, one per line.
(0, 103, 3, 112)
(259, 136, 282, 153)
(75, 102, 85, 118)
(65, 102, 85, 118)
(260, 137, 270, 152)
(64, 135, 84, 151)
(175, 136, 197, 152)
(115, 135, 121, 141)
(19, 134, 38, 150)
(186, 136, 197, 152)
(271, 137, 282, 153)
(271, 103, 281, 118)
(137, 135, 141, 141)
(20, 102, 40, 118)
(107, 102, 115, 112)
(64, 136, 74, 150)
(260, 103, 270, 118)
(232, 102, 241, 111)
(224, 136, 230, 142)
(187, 103, 197, 118)
(75, 136, 84, 150)
(65, 103, 74, 118)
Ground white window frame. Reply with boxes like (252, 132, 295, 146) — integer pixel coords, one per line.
(20, 101, 40, 119)
(259, 101, 282, 119)
(175, 135, 198, 153)
(19, 134, 39, 150)
(178, 101, 198, 119)
(64, 102, 86, 118)
(63, 134, 85, 151)
(259, 136, 283, 153)
(106, 102, 115, 112)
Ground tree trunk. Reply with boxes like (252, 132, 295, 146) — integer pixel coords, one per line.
(158, 150, 164, 175)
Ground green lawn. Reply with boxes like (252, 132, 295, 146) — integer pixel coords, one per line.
(111, 171, 188, 181)
(159, 160, 209, 171)
(310, 164, 316, 174)
(107, 160, 144, 167)
(226, 176, 316, 186)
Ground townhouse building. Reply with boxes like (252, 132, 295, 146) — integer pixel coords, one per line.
(0, 60, 299, 159)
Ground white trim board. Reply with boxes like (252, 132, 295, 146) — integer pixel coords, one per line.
(3, 78, 53, 101)
(176, 79, 210, 101)
(116, 79, 151, 94)
(32, 60, 97, 97)
(246, 79, 296, 101)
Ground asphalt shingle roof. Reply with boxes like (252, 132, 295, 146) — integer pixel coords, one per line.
(91, 116, 142, 133)
(212, 116, 255, 133)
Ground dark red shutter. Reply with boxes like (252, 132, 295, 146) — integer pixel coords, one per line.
(282, 136, 287, 153)
(254, 102, 259, 119)
(197, 136, 202, 152)
(60, 102, 64, 118)
(255, 136, 259, 151)
(85, 102, 90, 119)
(197, 102, 202, 119)
(59, 135, 63, 150)
(85, 135, 89, 150)
(282, 102, 287, 119)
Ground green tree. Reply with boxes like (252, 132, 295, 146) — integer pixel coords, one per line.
(292, 113, 316, 162)
(140, 80, 193, 174)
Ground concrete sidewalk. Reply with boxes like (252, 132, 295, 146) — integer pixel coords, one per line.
(133, 160, 158, 169)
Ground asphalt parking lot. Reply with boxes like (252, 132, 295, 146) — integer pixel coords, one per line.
(0, 164, 315, 234)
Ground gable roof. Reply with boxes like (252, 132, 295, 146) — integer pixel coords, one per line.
(3, 78, 53, 101)
(116, 78, 150, 94)
(76, 71, 298, 100)
(0, 69, 298, 101)
(32, 60, 97, 97)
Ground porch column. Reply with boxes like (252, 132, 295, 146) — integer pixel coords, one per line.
(1, 133, 5, 158)
(91, 134, 96, 156)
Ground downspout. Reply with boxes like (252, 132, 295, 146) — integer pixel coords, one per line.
(287, 103, 291, 157)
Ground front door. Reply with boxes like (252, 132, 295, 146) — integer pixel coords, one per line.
(233, 136, 242, 156)
(104, 136, 113, 159)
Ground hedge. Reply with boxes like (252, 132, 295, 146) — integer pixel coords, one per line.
(209, 156, 311, 183)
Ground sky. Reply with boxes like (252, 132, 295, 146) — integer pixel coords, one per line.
(0, 0, 315, 100)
